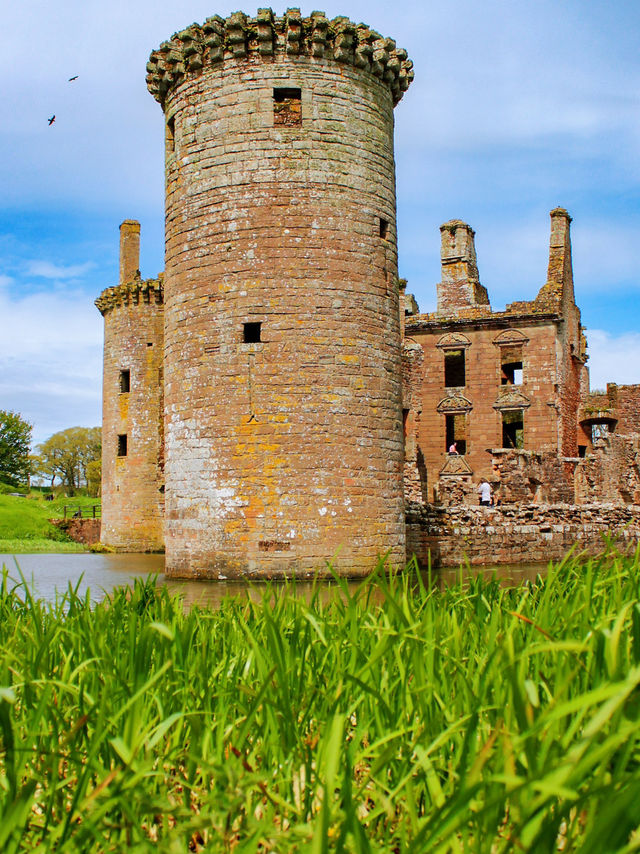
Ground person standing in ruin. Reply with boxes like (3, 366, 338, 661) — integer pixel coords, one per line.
(449, 441, 458, 454)
(478, 478, 492, 506)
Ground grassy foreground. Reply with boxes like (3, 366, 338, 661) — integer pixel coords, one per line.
(1, 549, 640, 851)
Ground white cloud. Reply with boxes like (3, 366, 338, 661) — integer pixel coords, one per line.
(0, 283, 102, 446)
(25, 260, 94, 280)
(587, 330, 640, 391)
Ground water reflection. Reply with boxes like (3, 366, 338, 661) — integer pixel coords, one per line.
(0, 552, 550, 608)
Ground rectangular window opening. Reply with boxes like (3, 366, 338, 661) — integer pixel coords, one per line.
(445, 413, 466, 455)
(501, 345, 524, 385)
(444, 349, 465, 388)
(119, 369, 130, 393)
(591, 422, 610, 442)
(243, 321, 262, 344)
(166, 116, 175, 152)
(273, 87, 302, 127)
(379, 217, 389, 239)
(117, 434, 128, 457)
(502, 410, 524, 449)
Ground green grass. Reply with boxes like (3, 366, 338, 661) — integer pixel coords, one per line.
(1, 546, 640, 850)
(0, 538, 86, 554)
(0, 493, 100, 547)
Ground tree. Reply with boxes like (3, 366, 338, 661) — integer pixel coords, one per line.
(86, 458, 102, 498)
(33, 427, 101, 496)
(0, 410, 32, 486)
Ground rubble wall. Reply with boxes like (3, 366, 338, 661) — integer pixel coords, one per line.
(406, 501, 640, 568)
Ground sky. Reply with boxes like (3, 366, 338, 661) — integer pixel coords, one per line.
(1, 0, 639, 446)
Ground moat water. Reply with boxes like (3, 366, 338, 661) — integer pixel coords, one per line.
(0, 552, 549, 607)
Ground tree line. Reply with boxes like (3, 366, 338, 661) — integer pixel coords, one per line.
(0, 409, 101, 496)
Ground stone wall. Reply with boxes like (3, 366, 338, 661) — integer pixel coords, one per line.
(51, 518, 100, 546)
(609, 384, 640, 436)
(490, 448, 576, 504)
(575, 434, 640, 505)
(406, 500, 640, 568)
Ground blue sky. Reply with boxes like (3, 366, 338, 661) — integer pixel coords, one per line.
(1, 0, 639, 446)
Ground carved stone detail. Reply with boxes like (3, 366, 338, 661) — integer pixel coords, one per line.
(437, 393, 473, 413)
(436, 332, 471, 350)
(493, 328, 529, 347)
(493, 389, 531, 411)
(439, 455, 473, 476)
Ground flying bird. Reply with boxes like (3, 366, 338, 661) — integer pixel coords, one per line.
(48, 115, 55, 125)
(68, 75, 78, 81)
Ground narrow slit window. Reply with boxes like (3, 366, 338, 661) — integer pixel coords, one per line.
(445, 413, 466, 455)
(273, 87, 302, 127)
(444, 349, 465, 388)
(166, 116, 175, 152)
(502, 410, 524, 449)
(117, 434, 128, 457)
(379, 217, 389, 239)
(501, 345, 523, 385)
(243, 322, 262, 343)
(119, 369, 130, 393)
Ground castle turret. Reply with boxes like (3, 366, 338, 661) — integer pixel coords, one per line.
(146, 9, 414, 577)
(96, 222, 164, 551)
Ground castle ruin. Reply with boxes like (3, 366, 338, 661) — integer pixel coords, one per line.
(96, 8, 640, 576)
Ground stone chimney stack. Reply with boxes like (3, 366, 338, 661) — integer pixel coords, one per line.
(119, 220, 140, 285)
(437, 220, 490, 314)
(546, 207, 574, 299)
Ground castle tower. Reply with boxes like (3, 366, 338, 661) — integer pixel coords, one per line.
(96, 221, 165, 551)
(146, 9, 414, 577)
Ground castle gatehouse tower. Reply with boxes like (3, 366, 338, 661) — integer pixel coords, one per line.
(145, 9, 414, 577)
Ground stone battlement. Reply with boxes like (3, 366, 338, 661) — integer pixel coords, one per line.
(95, 275, 164, 316)
(146, 8, 414, 107)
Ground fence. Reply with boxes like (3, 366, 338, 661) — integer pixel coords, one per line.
(62, 505, 102, 520)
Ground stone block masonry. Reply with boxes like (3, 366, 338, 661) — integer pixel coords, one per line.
(406, 502, 640, 568)
(142, 11, 413, 577)
(96, 221, 165, 552)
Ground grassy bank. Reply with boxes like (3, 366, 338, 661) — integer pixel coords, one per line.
(0, 538, 86, 554)
(0, 493, 100, 552)
(1, 548, 640, 850)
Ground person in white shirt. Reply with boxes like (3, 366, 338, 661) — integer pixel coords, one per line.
(478, 479, 492, 506)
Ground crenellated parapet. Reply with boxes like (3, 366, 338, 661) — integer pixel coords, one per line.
(95, 275, 164, 316)
(146, 8, 414, 108)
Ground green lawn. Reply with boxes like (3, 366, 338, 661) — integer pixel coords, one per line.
(0, 547, 639, 850)
(0, 493, 100, 551)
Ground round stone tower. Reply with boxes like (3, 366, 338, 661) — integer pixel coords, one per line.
(146, 8, 414, 577)
(96, 221, 165, 551)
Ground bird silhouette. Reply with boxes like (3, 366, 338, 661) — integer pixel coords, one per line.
(68, 75, 78, 81)
(48, 115, 55, 125)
